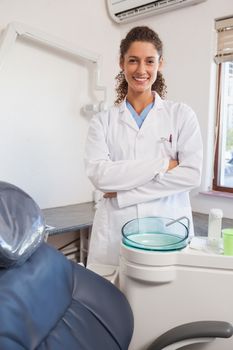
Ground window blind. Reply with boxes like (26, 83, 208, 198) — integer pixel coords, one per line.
(215, 16, 233, 63)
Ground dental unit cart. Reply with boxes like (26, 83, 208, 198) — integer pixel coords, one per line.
(88, 216, 233, 349)
(119, 243, 233, 350)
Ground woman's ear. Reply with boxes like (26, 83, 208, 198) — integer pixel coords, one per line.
(158, 57, 164, 71)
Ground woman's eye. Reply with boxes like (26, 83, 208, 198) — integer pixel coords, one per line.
(147, 60, 155, 65)
(128, 58, 137, 63)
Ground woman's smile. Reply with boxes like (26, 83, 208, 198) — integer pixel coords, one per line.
(133, 76, 149, 82)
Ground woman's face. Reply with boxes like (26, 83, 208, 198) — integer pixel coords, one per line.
(120, 41, 162, 96)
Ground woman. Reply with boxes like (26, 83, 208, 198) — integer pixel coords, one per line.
(85, 26, 203, 266)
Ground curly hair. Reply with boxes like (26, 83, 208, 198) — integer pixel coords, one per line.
(115, 26, 167, 105)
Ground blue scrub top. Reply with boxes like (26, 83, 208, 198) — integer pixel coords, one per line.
(126, 100, 155, 129)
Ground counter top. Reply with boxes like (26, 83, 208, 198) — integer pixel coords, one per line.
(42, 202, 233, 236)
(193, 212, 233, 236)
(43, 202, 95, 235)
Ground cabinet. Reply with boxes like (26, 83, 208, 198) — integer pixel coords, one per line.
(43, 202, 95, 265)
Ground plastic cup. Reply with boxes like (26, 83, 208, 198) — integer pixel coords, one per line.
(222, 228, 233, 256)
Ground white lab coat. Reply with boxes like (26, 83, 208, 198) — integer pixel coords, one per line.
(85, 92, 203, 265)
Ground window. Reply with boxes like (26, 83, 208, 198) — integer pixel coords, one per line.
(213, 17, 233, 193)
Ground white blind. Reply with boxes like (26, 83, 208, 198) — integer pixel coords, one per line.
(215, 16, 233, 63)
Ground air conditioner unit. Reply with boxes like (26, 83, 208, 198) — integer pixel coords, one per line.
(107, 0, 207, 24)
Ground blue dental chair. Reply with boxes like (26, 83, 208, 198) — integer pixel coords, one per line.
(0, 181, 133, 350)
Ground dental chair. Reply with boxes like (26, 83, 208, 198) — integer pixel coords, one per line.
(0, 181, 133, 350)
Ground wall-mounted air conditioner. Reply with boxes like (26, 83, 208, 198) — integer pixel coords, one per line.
(107, 0, 207, 24)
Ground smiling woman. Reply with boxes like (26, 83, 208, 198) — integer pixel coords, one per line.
(120, 41, 161, 113)
(115, 26, 167, 106)
(84, 26, 203, 266)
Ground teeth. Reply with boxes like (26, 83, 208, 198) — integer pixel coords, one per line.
(134, 77, 148, 81)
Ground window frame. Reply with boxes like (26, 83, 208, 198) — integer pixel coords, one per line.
(212, 18, 233, 193)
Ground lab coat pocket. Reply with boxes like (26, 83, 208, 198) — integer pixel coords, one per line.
(159, 140, 173, 159)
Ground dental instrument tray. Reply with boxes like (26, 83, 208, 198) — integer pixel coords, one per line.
(122, 216, 189, 251)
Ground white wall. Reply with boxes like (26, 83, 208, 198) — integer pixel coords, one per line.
(119, 0, 233, 218)
(0, 0, 120, 209)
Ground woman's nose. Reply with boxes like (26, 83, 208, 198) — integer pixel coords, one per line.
(136, 61, 146, 74)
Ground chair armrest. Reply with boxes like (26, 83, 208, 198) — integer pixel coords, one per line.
(147, 321, 233, 350)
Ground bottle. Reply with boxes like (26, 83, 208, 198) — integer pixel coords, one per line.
(207, 208, 223, 253)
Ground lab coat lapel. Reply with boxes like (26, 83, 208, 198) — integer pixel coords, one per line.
(140, 93, 164, 131)
(119, 100, 139, 132)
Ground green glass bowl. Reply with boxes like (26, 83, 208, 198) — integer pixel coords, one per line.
(122, 217, 189, 251)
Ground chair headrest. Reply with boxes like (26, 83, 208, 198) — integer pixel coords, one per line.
(0, 181, 45, 268)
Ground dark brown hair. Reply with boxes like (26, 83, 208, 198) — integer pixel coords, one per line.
(115, 26, 167, 104)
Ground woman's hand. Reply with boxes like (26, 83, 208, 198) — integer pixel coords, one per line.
(167, 159, 179, 171)
(103, 192, 117, 198)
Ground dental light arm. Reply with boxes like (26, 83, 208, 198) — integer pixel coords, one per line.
(147, 321, 233, 350)
(0, 22, 107, 114)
